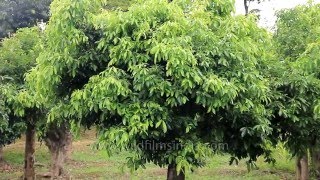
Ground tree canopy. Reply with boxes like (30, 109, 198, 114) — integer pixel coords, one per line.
(269, 3, 320, 179)
(3, 0, 320, 179)
(28, 0, 276, 177)
(272, 2, 320, 155)
(0, 27, 41, 149)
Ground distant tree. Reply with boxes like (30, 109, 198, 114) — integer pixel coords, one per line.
(0, 0, 51, 38)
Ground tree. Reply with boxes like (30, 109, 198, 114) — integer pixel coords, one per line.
(38, 0, 132, 178)
(0, 0, 52, 39)
(0, 27, 44, 179)
(29, 0, 274, 179)
(1, 0, 132, 177)
(0, 28, 41, 171)
(272, 2, 320, 179)
(0, 26, 72, 179)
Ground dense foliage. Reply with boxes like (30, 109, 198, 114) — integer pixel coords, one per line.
(0, 27, 41, 148)
(267, 3, 320, 179)
(0, 79, 22, 148)
(272, 2, 320, 157)
(104, 0, 132, 10)
(28, 0, 276, 176)
(2, 0, 320, 179)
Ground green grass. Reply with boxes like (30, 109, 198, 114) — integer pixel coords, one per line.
(0, 131, 295, 179)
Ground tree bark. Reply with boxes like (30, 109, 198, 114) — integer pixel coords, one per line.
(45, 122, 72, 178)
(296, 153, 309, 180)
(167, 164, 185, 180)
(64, 130, 73, 161)
(244, 0, 249, 15)
(49, 143, 65, 177)
(24, 122, 36, 180)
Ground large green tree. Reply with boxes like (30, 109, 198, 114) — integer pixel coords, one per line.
(0, 27, 41, 153)
(0, 27, 42, 178)
(271, 2, 320, 179)
(29, 0, 274, 179)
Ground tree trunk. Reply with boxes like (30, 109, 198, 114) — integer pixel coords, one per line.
(64, 130, 73, 161)
(296, 153, 309, 180)
(244, 0, 249, 15)
(45, 122, 72, 178)
(24, 122, 36, 180)
(49, 143, 65, 177)
(167, 164, 185, 180)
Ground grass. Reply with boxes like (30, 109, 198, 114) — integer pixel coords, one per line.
(0, 130, 295, 179)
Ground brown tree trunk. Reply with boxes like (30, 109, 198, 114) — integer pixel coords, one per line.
(296, 153, 309, 180)
(24, 122, 36, 180)
(167, 164, 185, 180)
(45, 122, 72, 178)
(64, 130, 73, 161)
(49, 144, 65, 177)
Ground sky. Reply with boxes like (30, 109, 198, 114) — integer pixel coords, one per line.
(235, 0, 320, 29)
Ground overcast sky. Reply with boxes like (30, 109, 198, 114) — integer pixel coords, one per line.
(235, 0, 320, 29)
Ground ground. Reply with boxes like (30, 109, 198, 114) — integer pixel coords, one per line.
(0, 130, 295, 179)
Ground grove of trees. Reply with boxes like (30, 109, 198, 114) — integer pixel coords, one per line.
(1, 0, 320, 180)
